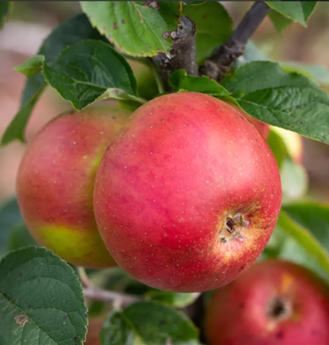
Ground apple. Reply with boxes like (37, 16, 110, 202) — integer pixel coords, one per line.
(93, 92, 282, 292)
(205, 260, 329, 345)
(247, 114, 270, 140)
(229, 103, 270, 140)
(17, 106, 130, 268)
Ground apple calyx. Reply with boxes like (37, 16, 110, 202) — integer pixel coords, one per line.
(266, 297, 292, 321)
(219, 213, 250, 243)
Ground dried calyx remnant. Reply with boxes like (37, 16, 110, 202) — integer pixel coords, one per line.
(220, 213, 249, 243)
(267, 297, 292, 320)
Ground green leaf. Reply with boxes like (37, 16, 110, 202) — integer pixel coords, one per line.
(266, 129, 288, 169)
(89, 267, 144, 293)
(81, 1, 181, 57)
(0, 2, 11, 30)
(0, 247, 88, 345)
(0, 199, 23, 256)
(13, 55, 45, 77)
(280, 158, 308, 201)
(128, 58, 159, 100)
(223, 61, 312, 96)
(169, 70, 237, 106)
(221, 61, 329, 144)
(42, 40, 140, 110)
(169, 69, 230, 96)
(280, 61, 329, 85)
(38, 14, 106, 62)
(265, 1, 317, 27)
(1, 81, 46, 145)
(283, 202, 329, 253)
(183, 2, 233, 64)
(234, 43, 329, 86)
(1, 13, 105, 146)
(267, 129, 307, 199)
(8, 223, 37, 252)
(100, 301, 201, 345)
(268, 10, 293, 33)
(265, 211, 329, 283)
(146, 290, 200, 308)
(0, 199, 36, 256)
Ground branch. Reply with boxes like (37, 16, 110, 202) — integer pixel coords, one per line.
(200, 2, 270, 81)
(78, 266, 141, 308)
(83, 286, 142, 308)
(153, 16, 198, 90)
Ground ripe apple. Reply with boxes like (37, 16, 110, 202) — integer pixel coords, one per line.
(94, 92, 282, 292)
(17, 106, 130, 268)
(229, 103, 270, 140)
(247, 114, 270, 140)
(206, 260, 329, 345)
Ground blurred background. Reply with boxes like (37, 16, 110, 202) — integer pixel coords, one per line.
(1, 1, 329, 206)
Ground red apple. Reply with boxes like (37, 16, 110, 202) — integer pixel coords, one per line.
(206, 260, 329, 345)
(247, 114, 270, 140)
(93, 92, 282, 292)
(230, 103, 270, 140)
(17, 106, 130, 268)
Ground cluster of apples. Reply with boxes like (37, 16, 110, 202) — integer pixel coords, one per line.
(17, 92, 282, 291)
(17, 91, 329, 344)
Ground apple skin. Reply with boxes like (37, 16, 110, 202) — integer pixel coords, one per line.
(205, 260, 329, 345)
(229, 104, 270, 140)
(94, 92, 282, 292)
(17, 106, 130, 268)
(247, 114, 270, 140)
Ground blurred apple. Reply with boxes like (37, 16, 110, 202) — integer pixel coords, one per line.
(17, 106, 130, 268)
(206, 260, 329, 345)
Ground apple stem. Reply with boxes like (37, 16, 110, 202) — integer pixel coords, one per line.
(77, 266, 95, 288)
(77, 267, 142, 307)
(200, 2, 270, 81)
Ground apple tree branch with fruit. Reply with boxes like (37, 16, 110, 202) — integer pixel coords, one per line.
(1, 1, 329, 345)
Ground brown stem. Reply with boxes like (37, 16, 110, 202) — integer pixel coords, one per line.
(153, 16, 197, 90)
(78, 267, 140, 307)
(200, 2, 270, 81)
